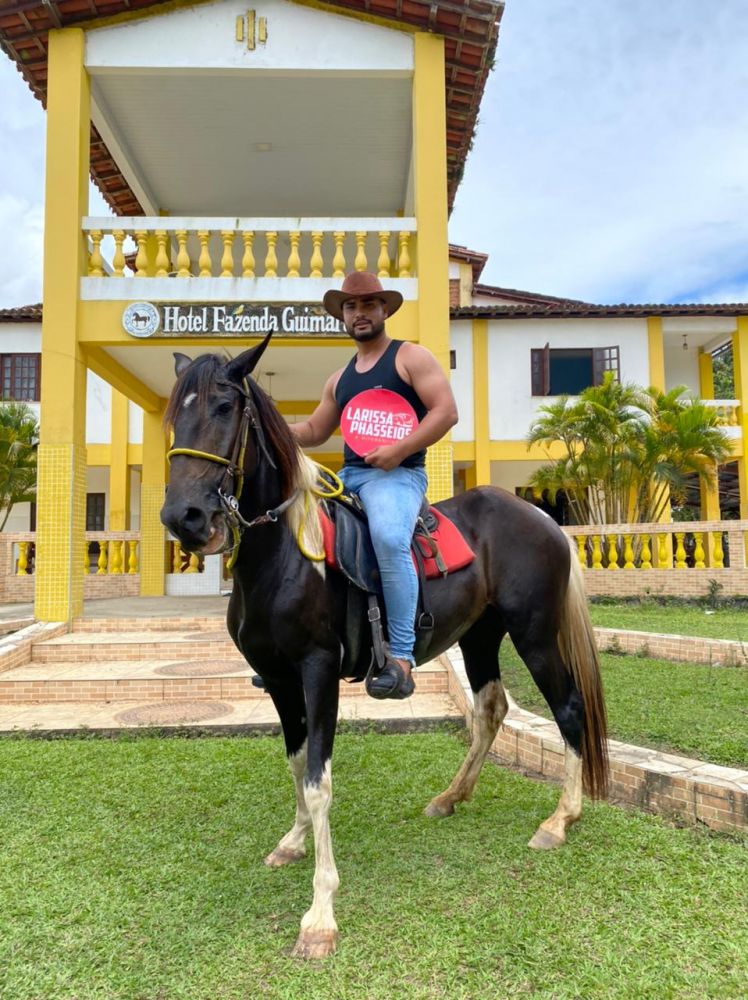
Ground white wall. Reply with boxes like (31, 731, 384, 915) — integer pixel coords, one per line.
(128, 402, 143, 444)
(129, 468, 141, 530)
(664, 343, 701, 395)
(489, 459, 546, 492)
(487, 317, 650, 440)
(449, 321, 474, 441)
(86, 371, 111, 443)
(86, 0, 413, 73)
(0, 323, 41, 352)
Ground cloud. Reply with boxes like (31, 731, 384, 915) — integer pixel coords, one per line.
(0, 194, 44, 307)
(0, 59, 114, 308)
(451, 0, 748, 304)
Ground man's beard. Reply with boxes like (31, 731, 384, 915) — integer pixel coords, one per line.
(346, 319, 386, 342)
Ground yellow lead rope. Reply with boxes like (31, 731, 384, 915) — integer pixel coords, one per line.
(295, 463, 344, 562)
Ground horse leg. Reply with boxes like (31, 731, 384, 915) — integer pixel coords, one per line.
(425, 610, 508, 818)
(291, 654, 341, 960)
(264, 682, 311, 868)
(511, 633, 584, 850)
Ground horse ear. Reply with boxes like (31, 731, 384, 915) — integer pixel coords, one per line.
(225, 331, 274, 382)
(173, 352, 192, 376)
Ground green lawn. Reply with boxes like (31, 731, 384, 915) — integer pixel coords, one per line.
(589, 601, 748, 641)
(500, 641, 748, 768)
(0, 733, 746, 1000)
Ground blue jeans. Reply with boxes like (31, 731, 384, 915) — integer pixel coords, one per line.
(339, 464, 428, 662)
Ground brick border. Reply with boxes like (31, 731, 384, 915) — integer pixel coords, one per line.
(443, 649, 748, 836)
(0, 622, 68, 675)
(594, 627, 748, 666)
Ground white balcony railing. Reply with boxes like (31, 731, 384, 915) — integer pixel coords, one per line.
(702, 399, 741, 430)
(81, 216, 417, 302)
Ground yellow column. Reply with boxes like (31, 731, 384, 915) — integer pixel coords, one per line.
(139, 406, 167, 596)
(109, 391, 130, 531)
(699, 342, 720, 558)
(458, 262, 473, 307)
(413, 32, 452, 501)
(647, 316, 666, 390)
(35, 29, 89, 623)
(647, 316, 672, 553)
(733, 319, 748, 518)
(699, 351, 715, 400)
(472, 319, 491, 486)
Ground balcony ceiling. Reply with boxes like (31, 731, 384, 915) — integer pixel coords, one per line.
(104, 342, 354, 403)
(92, 73, 413, 217)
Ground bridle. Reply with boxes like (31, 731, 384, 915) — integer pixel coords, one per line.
(166, 377, 296, 568)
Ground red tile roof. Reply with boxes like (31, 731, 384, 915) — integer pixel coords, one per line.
(472, 283, 589, 306)
(451, 302, 748, 319)
(0, 0, 504, 215)
(448, 242, 488, 281)
(0, 303, 43, 322)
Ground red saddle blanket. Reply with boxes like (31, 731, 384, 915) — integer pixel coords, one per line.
(319, 505, 475, 579)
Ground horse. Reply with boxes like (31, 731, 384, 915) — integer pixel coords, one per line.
(160, 333, 609, 959)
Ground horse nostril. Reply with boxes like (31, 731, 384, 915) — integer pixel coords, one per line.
(183, 507, 207, 532)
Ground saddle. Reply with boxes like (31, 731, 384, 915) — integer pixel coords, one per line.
(319, 493, 475, 593)
(317, 491, 473, 676)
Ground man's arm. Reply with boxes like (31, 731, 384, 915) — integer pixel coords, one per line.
(289, 370, 342, 448)
(364, 344, 458, 471)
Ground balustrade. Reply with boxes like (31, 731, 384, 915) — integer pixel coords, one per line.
(568, 520, 746, 570)
(83, 218, 417, 282)
(169, 539, 205, 575)
(4, 533, 139, 582)
(703, 399, 740, 427)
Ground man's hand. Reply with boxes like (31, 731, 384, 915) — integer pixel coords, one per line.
(364, 444, 404, 471)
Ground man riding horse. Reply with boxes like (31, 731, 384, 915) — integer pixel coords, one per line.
(289, 271, 458, 700)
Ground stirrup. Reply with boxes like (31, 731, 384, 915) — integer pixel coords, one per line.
(365, 657, 415, 700)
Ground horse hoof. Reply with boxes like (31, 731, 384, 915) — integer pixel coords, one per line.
(265, 846, 305, 867)
(291, 929, 338, 959)
(424, 798, 455, 818)
(528, 828, 565, 850)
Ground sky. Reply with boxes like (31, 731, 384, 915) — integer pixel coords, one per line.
(2, 0, 748, 308)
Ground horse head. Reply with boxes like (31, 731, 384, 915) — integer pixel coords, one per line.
(160, 332, 273, 555)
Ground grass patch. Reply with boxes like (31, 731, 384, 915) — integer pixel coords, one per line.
(589, 601, 748, 641)
(500, 641, 748, 768)
(0, 733, 746, 999)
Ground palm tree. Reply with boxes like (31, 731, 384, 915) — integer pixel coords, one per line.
(0, 402, 39, 531)
(527, 374, 731, 526)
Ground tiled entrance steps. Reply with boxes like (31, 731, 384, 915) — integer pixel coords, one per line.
(0, 617, 450, 704)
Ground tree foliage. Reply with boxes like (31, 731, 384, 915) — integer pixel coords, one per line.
(0, 402, 38, 531)
(712, 348, 735, 399)
(526, 374, 731, 525)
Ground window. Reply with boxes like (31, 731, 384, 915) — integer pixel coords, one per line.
(86, 493, 106, 532)
(0, 354, 41, 402)
(531, 344, 620, 396)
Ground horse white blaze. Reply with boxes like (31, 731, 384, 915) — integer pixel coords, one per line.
(182, 392, 197, 408)
(425, 679, 508, 816)
(265, 743, 311, 866)
(293, 760, 339, 956)
(528, 748, 583, 849)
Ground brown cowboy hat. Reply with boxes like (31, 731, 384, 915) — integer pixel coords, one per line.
(323, 271, 403, 321)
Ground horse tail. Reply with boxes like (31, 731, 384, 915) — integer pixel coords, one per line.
(557, 536, 609, 799)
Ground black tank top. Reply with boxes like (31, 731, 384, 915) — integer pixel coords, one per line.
(334, 339, 428, 469)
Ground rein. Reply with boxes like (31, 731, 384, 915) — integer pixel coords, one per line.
(166, 375, 343, 568)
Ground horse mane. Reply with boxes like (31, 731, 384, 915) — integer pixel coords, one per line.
(164, 353, 324, 559)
